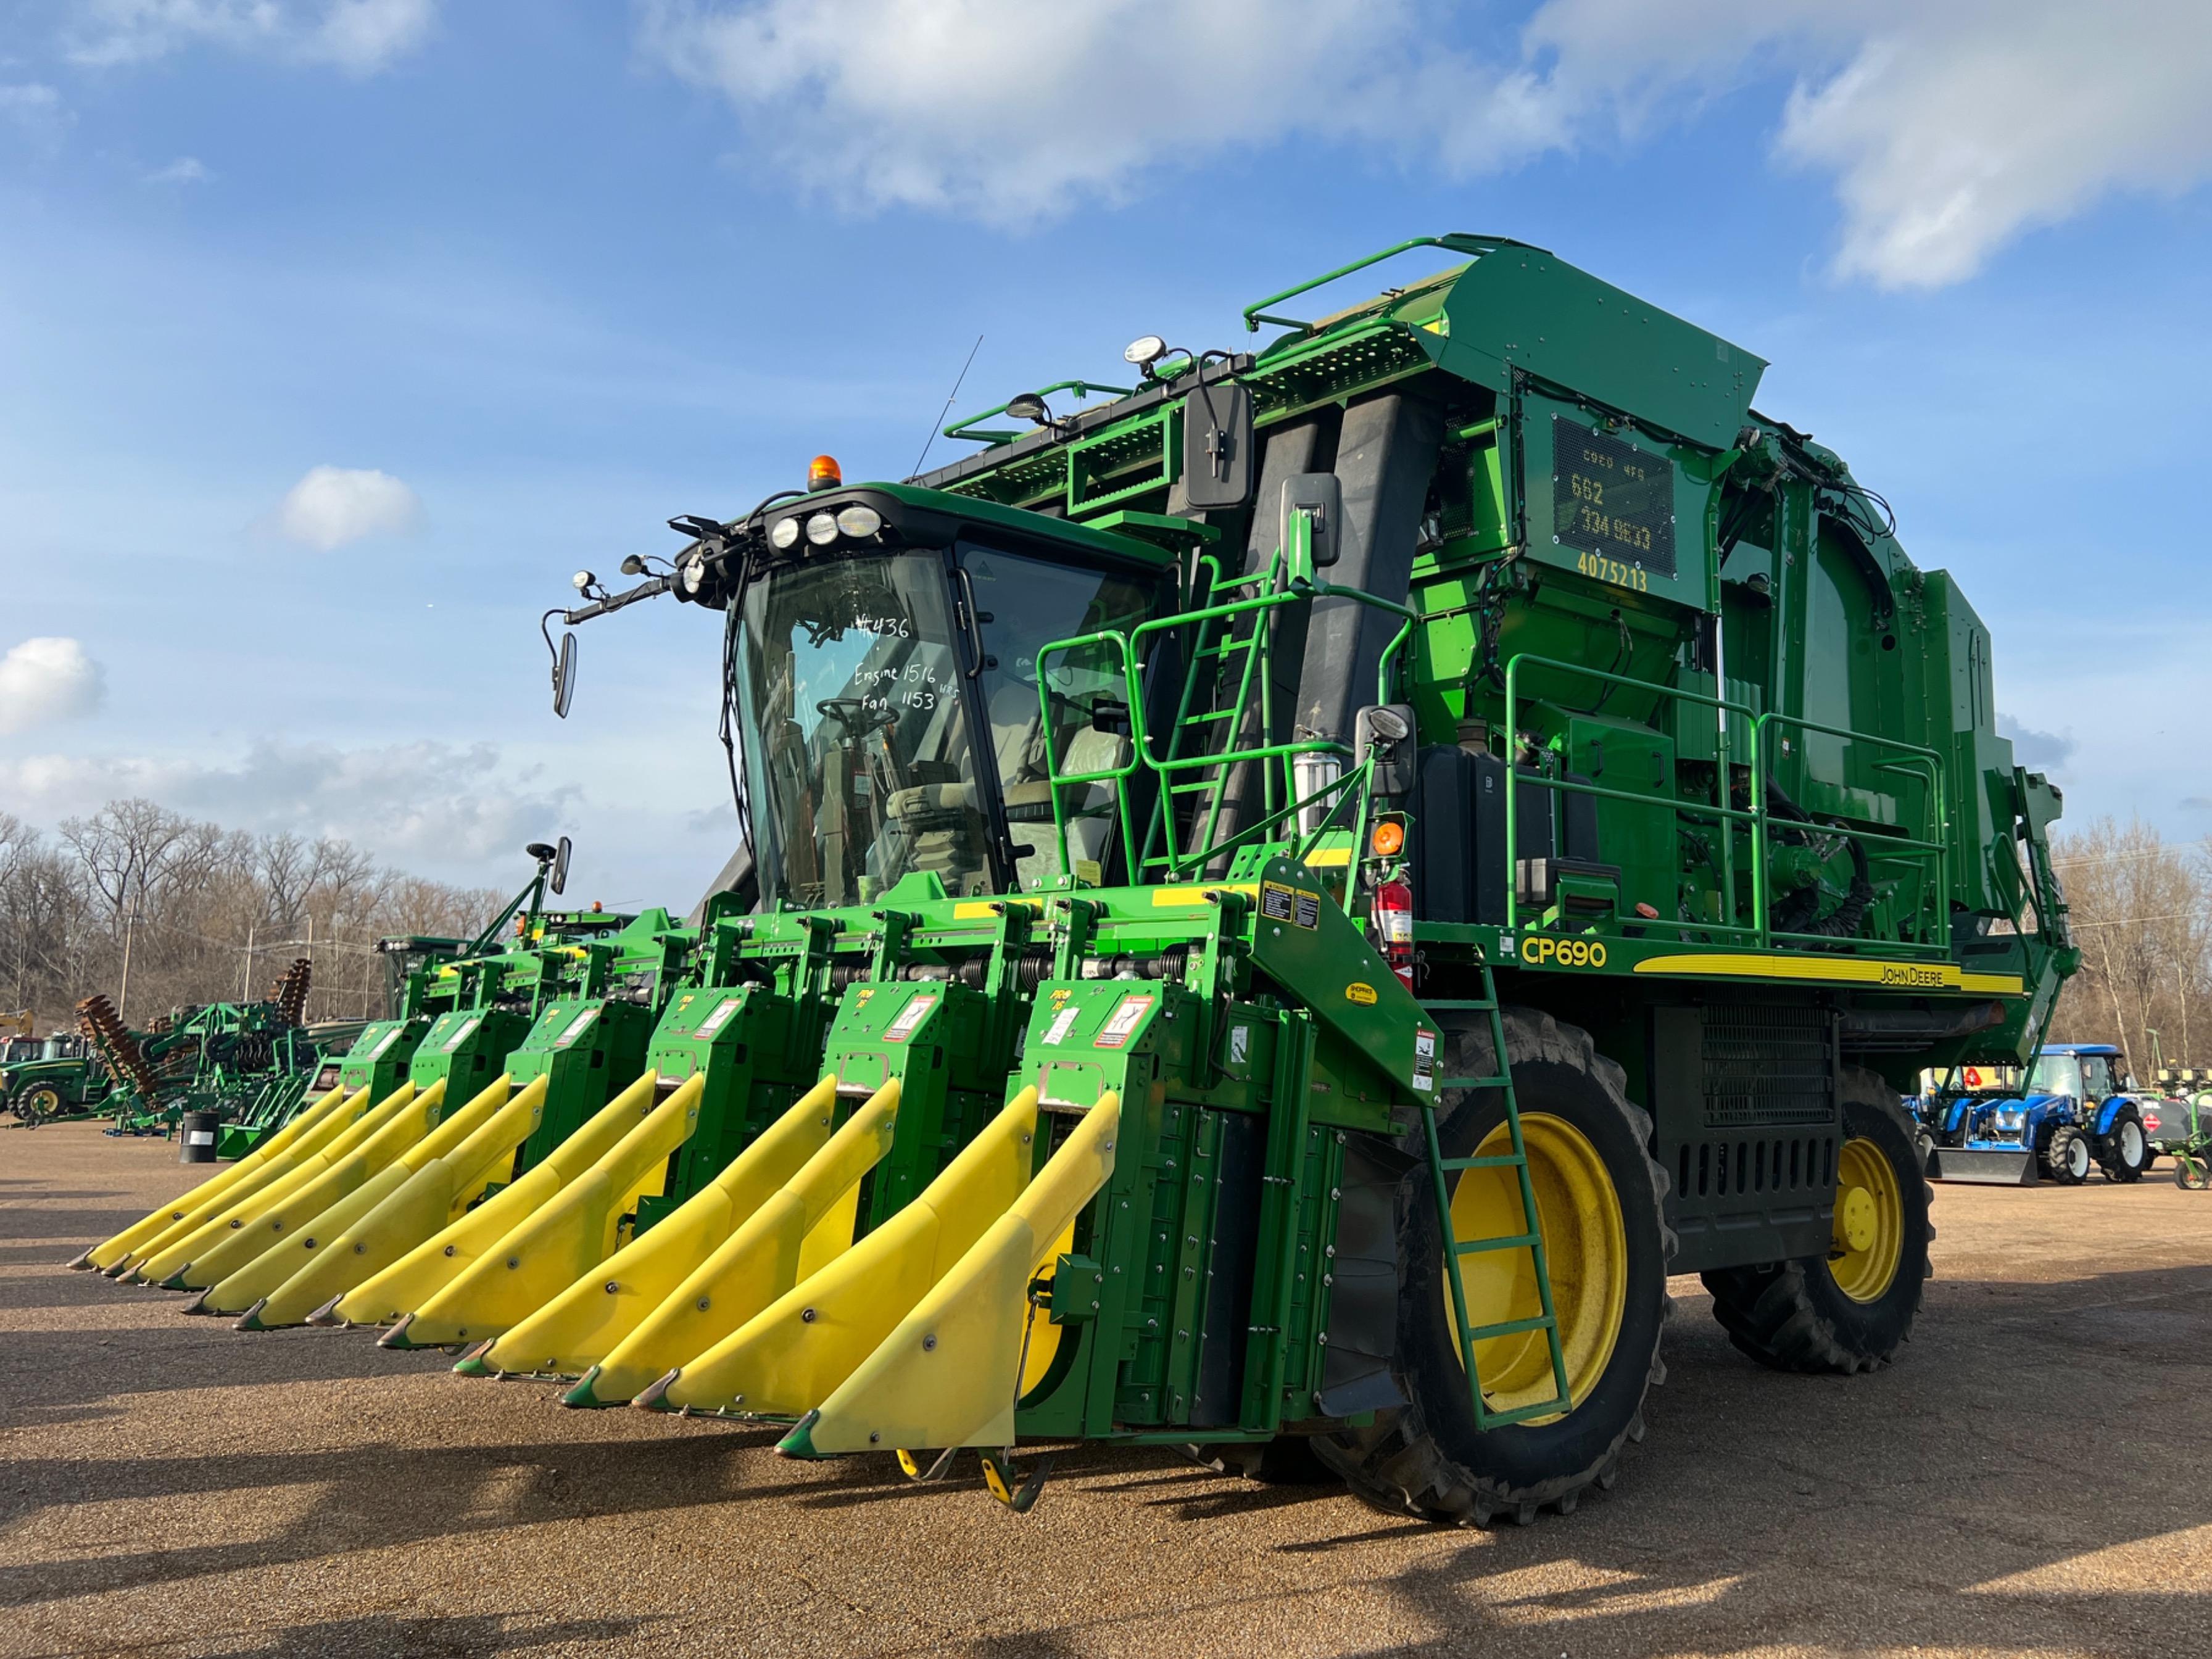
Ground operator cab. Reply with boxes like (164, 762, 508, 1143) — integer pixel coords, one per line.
(692, 484, 1182, 907)
(2028, 1043, 2127, 1103)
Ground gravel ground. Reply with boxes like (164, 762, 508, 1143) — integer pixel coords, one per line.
(2, 1122, 2206, 1659)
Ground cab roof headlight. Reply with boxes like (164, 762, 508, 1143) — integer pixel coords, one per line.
(769, 516, 801, 550)
(835, 505, 882, 539)
(805, 511, 839, 546)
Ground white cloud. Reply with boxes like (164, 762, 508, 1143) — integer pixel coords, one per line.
(0, 638, 107, 735)
(1771, 4, 2212, 288)
(68, 0, 437, 75)
(0, 739, 574, 867)
(144, 155, 211, 185)
(275, 465, 423, 550)
(1998, 713, 2075, 777)
(0, 82, 71, 153)
(637, 0, 1420, 224)
(637, 0, 2212, 284)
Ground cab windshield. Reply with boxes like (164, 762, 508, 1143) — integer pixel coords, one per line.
(735, 551, 984, 905)
(2026, 1055, 2085, 1100)
(732, 543, 1159, 906)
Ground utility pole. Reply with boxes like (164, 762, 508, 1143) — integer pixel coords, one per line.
(2181, 959, 2192, 1067)
(239, 921, 255, 1002)
(117, 908, 140, 1024)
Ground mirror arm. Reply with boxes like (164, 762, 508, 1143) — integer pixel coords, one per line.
(565, 574, 673, 625)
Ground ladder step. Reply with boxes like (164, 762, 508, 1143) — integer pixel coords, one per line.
(1439, 1154, 1525, 1172)
(1454, 1232, 1539, 1256)
(1476, 1393, 1573, 1427)
(1464, 1313, 1556, 1341)
(1438, 1076, 1510, 1091)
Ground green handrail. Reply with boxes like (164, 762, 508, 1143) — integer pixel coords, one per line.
(943, 378, 1135, 446)
(1501, 651, 1954, 954)
(1503, 652, 1759, 942)
(1752, 711, 1952, 954)
(1036, 547, 1418, 885)
(1240, 234, 1525, 334)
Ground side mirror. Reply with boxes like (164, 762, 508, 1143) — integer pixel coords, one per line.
(1280, 473, 1343, 581)
(1089, 697, 1133, 739)
(550, 834, 571, 896)
(552, 631, 578, 719)
(1180, 383, 1253, 508)
(1356, 703, 1417, 797)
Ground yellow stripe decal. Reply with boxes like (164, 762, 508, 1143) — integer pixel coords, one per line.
(1301, 848, 1352, 867)
(1150, 883, 1259, 908)
(1632, 953, 2023, 995)
(950, 899, 1042, 919)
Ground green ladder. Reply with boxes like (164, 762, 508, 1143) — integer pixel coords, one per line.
(1140, 590, 1270, 879)
(1420, 970, 1573, 1429)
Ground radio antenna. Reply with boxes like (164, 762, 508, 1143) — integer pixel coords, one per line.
(911, 333, 984, 479)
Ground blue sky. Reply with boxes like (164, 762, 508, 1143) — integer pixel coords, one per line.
(3, 0, 2210, 907)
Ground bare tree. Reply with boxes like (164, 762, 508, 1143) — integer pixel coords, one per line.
(2048, 817, 2212, 1075)
(0, 800, 504, 1032)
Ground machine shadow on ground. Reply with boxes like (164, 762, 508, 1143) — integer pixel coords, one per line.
(7, 1138, 2208, 1657)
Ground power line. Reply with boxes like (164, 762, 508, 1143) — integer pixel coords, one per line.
(2052, 845, 2212, 869)
(2068, 913, 2205, 928)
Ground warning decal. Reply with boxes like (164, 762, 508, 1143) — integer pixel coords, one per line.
(1413, 1028, 1437, 1094)
(697, 996, 744, 1038)
(1261, 880, 1322, 929)
(1042, 1006, 1082, 1047)
(1093, 995, 1154, 1049)
(884, 993, 938, 1043)
(555, 1009, 600, 1049)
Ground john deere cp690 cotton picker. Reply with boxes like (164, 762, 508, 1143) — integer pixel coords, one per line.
(83, 236, 2075, 1526)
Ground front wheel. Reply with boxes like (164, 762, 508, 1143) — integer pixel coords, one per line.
(16, 1084, 65, 1127)
(1702, 1069, 1932, 1375)
(2045, 1124, 2092, 1185)
(1314, 1009, 1673, 1526)
(2098, 1110, 2150, 1183)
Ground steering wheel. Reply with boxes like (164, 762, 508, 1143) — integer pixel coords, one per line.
(816, 697, 895, 735)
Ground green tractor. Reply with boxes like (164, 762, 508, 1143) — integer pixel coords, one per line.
(92, 235, 2074, 1526)
(2, 1032, 110, 1127)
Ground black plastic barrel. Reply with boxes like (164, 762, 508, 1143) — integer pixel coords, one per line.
(179, 1110, 222, 1163)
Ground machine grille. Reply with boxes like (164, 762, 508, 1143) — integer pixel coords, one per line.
(1701, 1004, 1835, 1127)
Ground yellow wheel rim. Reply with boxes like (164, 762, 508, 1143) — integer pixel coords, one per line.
(27, 1087, 61, 1116)
(1829, 1136, 1903, 1302)
(1444, 1113, 1626, 1422)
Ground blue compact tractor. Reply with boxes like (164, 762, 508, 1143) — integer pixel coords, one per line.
(1915, 1044, 2153, 1186)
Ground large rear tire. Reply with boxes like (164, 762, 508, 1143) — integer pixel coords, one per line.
(1314, 1009, 1672, 1526)
(1702, 1069, 1931, 1375)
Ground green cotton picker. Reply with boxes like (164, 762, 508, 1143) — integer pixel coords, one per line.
(81, 236, 2076, 1525)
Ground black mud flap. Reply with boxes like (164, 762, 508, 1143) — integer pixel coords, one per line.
(1315, 1132, 1414, 1417)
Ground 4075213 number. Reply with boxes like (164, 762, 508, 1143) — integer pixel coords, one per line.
(1575, 550, 1650, 592)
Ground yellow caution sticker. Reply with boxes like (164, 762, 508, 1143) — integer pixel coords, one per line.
(1260, 880, 1322, 929)
(1345, 982, 1378, 1006)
